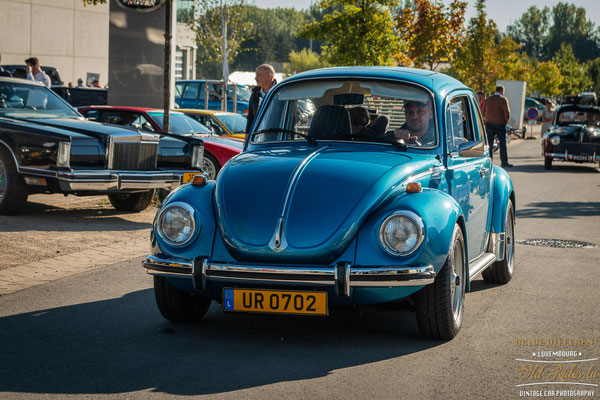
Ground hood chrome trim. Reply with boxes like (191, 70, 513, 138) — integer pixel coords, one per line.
(267, 146, 328, 251)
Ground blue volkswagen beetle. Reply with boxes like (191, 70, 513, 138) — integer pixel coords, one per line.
(143, 67, 515, 340)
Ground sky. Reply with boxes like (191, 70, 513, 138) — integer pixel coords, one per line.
(250, 0, 600, 32)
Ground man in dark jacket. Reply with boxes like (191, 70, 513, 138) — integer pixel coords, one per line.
(483, 85, 512, 167)
(245, 64, 277, 135)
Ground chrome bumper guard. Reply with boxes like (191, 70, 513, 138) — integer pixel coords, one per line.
(142, 255, 436, 297)
(57, 169, 198, 191)
(544, 151, 599, 162)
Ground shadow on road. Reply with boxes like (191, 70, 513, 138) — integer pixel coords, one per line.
(0, 289, 442, 396)
(504, 162, 599, 174)
(517, 201, 600, 219)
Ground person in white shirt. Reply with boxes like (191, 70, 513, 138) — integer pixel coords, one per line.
(24, 57, 51, 88)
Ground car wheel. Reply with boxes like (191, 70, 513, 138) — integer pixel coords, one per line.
(153, 276, 212, 323)
(202, 153, 220, 180)
(107, 190, 154, 212)
(0, 147, 28, 215)
(483, 200, 515, 284)
(544, 157, 552, 170)
(415, 224, 466, 340)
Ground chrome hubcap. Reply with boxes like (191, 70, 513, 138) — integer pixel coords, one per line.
(202, 158, 217, 180)
(0, 158, 6, 203)
(450, 239, 464, 323)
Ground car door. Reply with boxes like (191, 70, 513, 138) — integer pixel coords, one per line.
(446, 94, 492, 260)
(179, 82, 203, 109)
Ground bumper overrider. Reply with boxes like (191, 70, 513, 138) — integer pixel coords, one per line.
(142, 255, 436, 297)
(57, 169, 201, 191)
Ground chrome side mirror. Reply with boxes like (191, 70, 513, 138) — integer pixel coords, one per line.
(458, 140, 485, 158)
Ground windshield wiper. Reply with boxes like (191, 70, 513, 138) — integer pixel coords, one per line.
(252, 128, 317, 146)
(336, 134, 408, 151)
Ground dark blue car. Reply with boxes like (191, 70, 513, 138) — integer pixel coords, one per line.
(144, 67, 516, 340)
(175, 80, 250, 116)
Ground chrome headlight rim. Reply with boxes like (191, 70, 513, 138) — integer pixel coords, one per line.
(56, 141, 71, 168)
(549, 136, 561, 146)
(379, 210, 425, 257)
(191, 143, 204, 169)
(156, 202, 197, 247)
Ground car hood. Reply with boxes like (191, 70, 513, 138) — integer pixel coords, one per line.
(550, 125, 600, 143)
(215, 145, 437, 264)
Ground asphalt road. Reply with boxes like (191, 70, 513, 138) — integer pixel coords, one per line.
(0, 136, 599, 400)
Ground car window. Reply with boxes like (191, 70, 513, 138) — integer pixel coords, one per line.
(217, 113, 247, 134)
(0, 81, 79, 118)
(131, 114, 156, 131)
(149, 112, 211, 135)
(557, 109, 600, 126)
(252, 79, 436, 148)
(83, 109, 99, 121)
(175, 82, 184, 98)
(182, 82, 201, 100)
(446, 97, 473, 154)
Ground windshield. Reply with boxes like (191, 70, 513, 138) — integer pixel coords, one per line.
(230, 85, 250, 102)
(0, 81, 80, 119)
(216, 113, 247, 133)
(557, 108, 600, 127)
(252, 79, 436, 148)
(149, 113, 212, 135)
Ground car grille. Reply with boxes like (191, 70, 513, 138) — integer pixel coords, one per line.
(110, 142, 158, 171)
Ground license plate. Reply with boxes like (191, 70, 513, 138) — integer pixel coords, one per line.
(222, 288, 328, 316)
(182, 172, 202, 183)
(571, 154, 589, 161)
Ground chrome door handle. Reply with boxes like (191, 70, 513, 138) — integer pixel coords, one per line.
(479, 166, 489, 177)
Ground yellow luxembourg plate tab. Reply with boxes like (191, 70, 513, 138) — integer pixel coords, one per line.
(183, 172, 201, 183)
(222, 288, 328, 316)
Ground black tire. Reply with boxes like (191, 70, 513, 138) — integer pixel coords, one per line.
(544, 157, 552, 170)
(153, 276, 212, 323)
(415, 225, 466, 340)
(107, 190, 154, 212)
(202, 153, 220, 180)
(483, 200, 515, 284)
(0, 146, 28, 215)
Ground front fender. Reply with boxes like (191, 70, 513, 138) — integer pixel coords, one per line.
(490, 166, 515, 234)
(355, 189, 465, 276)
(151, 182, 217, 260)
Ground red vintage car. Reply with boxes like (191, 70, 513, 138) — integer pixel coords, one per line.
(79, 106, 243, 180)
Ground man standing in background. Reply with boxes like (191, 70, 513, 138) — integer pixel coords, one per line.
(0, 55, 12, 77)
(245, 64, 277, 135)
(483, 85, 512, 168)
(24, 57, 51, 88)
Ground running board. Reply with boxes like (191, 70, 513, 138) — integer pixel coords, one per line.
(469, 253, 497, 280)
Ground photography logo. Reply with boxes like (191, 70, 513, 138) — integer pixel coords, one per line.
(515, 338, 599, 398)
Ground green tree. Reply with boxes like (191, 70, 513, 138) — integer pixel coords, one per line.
(553, 43, 592, 94)
(529, 61, 563, 97)
(299, 0, 401, 66)
(587, 58, 600, 98)
(496, 37, 531, 82)
(394, 0, 467, 70)
(547, 2, 600, 62)
(282, 49, 329, 76)
(449, 0, 498, 92)
(506, 6, 550, 60)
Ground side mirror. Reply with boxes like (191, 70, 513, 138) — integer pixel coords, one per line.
(458, 140, 485, 158)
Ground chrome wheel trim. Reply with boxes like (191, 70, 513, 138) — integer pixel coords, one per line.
(0, 158, 6, 203)
(202, 158, 217, 180)
(506, 208, 515, 275)
(450, 236, 465, 324)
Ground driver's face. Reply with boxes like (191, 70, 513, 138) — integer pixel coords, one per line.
(405, 104, 432, 133)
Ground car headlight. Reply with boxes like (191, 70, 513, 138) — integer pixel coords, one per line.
(56, 141, 71, 168)
(550, 136, 561, 146)
(379, 211, 425, 256)
(156, 202, 197, 246)
(191, 144, 204, 169)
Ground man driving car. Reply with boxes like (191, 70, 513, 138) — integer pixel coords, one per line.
(393, 99, 435, 146)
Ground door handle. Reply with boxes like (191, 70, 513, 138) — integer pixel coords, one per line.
(479, 166, 489, 177)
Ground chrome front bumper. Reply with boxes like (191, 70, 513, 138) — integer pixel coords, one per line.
(142, 255, 436, 297)
(57, 169, 199, 191)
(544, 151, 600, 162)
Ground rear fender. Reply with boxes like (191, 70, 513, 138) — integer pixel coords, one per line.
(490, 166, 515, 234)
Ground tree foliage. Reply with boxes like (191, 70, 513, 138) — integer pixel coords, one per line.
(283, 49, 329, 76)
(529, 61, 563, 97)
(547, 2, 600, 63)
(394, 0, 467, 70)
(553, 43, 592, 95)
(299, 0, 401, 66)
(505, 6, 550, 60)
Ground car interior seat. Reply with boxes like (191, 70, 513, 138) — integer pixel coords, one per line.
(308, 105, 352, 139)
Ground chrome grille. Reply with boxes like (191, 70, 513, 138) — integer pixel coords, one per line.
(110, 142, 158, 171)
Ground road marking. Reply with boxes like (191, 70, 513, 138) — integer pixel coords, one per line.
(0, 238, 149, 296)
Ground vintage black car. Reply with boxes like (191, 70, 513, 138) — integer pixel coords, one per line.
(0, 77, 205, 215)
(542, 104, 600, 169)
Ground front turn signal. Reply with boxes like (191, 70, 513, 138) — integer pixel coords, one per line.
(406, 182, 422, 193)
(191, 174, 208, 186)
